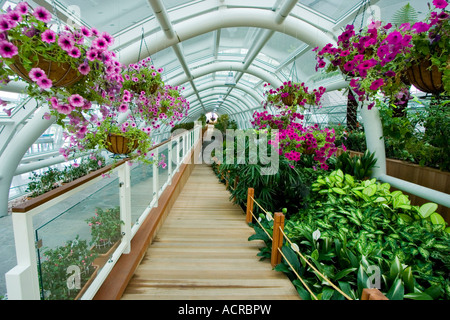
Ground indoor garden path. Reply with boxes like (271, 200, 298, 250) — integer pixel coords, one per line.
(121, 164, 300, 300)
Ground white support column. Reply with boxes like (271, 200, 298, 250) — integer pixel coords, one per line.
(360, 102, 386, 177)
(152, 148, 159, 207)
(118, 162, 132, 254)
(5, 212, 41, 300)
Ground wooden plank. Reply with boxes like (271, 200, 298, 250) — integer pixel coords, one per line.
(121, 164, 300, 300)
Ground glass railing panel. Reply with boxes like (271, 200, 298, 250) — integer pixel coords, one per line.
(130, 161, 154, 227)
(35, 172, 121, 300)
(158, 143, 170, 192)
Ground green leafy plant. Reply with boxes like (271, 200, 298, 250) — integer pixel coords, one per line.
(335, 150, 378, 180)
(25, 155, 106, 198)
(39, 236, 98, 300)
(86, 206, 124, 254)
(249, 169, 450, 300)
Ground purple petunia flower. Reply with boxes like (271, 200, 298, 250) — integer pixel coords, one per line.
(86, 49, 97, 61)
(78, 63, 90, 75)
(92, 37, 108, 51)
(36, 77, 53, 89)
(68, 46, 81, 58)
(29, 68, 47, 81)
(58, 35, 74, 51)
(369, 78, 384, 91)
(41, 29, 56, 43)
(0, 16, 14, 32)
(68, 94, 84, 107)
(0, 41, 18, 58)
(100, 32, 114, 45)
(16, 2, 28, 15)
(56, 104, 73, 115)
(33, 6, 52, 23)
(8, 10, 22, 23)
(433, 0, 448, 9)
(80, 26, 91, 37)
(118, 103, 129, 112)
(411, 22, 430, 34)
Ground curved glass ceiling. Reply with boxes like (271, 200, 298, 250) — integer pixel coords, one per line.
(0, 0, 430, 143)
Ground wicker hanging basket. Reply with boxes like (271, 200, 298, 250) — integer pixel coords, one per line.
(406, 59, 444, 95)
(9, 48, 84, 88)
(281, 94, 295, 106)
(106, 133, 138, 155)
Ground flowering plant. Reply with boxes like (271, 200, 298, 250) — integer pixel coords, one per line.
(252, 110, 337, 170)
(402, 0, 449, 94)
(0, 2, 122, 113)
(263, 81, 326, 110)
(315, 21, 413, 108)
(122, 57, 164, 97)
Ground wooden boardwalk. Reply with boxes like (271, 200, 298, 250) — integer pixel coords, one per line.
(121, 164, 300, 300)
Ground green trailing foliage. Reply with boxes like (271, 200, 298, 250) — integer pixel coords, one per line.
(249, 169, 450, 300)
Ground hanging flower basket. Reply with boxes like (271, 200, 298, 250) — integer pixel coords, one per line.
(406, 59, 445, 95)
(9, 50, 84, 88)
(281, 94, 295, 106)
(106, 133, 139, 155)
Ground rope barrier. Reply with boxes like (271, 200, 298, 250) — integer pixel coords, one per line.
(248, 185, 353, 300)
(277, 247, 318, 300)
(279, 226, 353, 300)
(217, 167, 380, 300)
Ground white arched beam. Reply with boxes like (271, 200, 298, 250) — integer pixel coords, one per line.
(117, 8, 336, 65)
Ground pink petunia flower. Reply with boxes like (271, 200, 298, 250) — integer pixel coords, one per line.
(433, 0, 448, 9)
(370, 78, 384, 91)
(36, 77, 53, 89)
(411, 22, 430, 34)
(0, 41, 18, 58)
(33, 6, 52, 23)
(58, 35, 74, 51)
(29, 68, 47, 81)
(56, 104, 73, 114)
(16, 2, 29, 15)
(41, 29, 56, 43)
(68, 46, 81, 58)
(68, 94, 84, 107)
(78, 63, 90, 75)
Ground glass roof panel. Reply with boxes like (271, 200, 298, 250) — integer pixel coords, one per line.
(299, 0, 363, 21)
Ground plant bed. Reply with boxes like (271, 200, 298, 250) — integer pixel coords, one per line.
(336, 148, 450, 222)
(249, 169, 449, 300)
(38, 236, 98, 300)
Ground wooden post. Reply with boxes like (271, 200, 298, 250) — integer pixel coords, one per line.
(361, 288, 389, 300)
(225, 171, 230, 189)
(271, 212, 285, 268)
(233, 176, 239, 202)
(246, 188, 254, 224)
